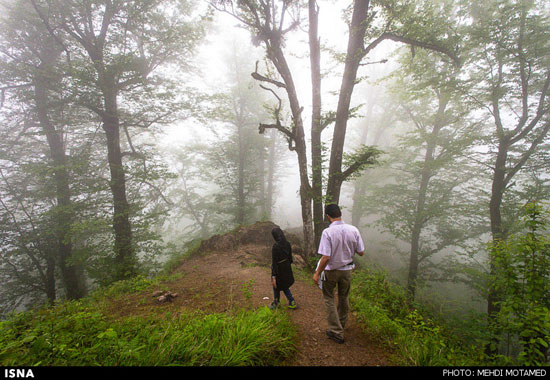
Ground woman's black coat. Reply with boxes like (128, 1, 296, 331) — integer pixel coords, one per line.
(271, 228, 294, 290)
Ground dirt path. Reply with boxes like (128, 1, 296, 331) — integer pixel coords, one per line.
(165, 248, 393, 366)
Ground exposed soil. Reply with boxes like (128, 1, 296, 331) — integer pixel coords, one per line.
(105, 222, 395, 366)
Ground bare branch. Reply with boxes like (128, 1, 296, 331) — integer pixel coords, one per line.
(251, 71, 286, 89)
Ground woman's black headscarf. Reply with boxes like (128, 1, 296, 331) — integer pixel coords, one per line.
(272, 227, 291, 253)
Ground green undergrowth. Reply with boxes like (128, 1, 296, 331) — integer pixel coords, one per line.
(350, 267, 486, 366)
(0, 274, 296, 366)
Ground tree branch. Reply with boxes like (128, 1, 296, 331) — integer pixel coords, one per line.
(251, 71, 286, 89)
(380, 32, 460, 67)
(504, 120, 550, 187)
(341, 147, 381, 182)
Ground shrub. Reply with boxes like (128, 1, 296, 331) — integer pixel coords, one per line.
(491, 202, 550, 365)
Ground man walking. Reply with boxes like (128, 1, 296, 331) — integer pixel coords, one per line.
(313, 204, 365, 344)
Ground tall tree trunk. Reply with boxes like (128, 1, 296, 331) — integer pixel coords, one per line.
(102, 81, 135, 281)
(237, 122, 246, 225)
(265, 131, 276, 221)
(351, 97, 376, 226)
(407, 162, 432, 300)
(407, 94, 449, 300)
(325, 0, 459, 209)
(259, 139, 267, 220)
(351, 179, 367, 227)
(309, 0, 324, 250)
(45, 248, 56, 305)
(179, 163, 209, 238)
(325, 0, 369, 207)
(267, 44, 315, 258)
(485, 142, 508, 355)
(34, 57, 86, 300)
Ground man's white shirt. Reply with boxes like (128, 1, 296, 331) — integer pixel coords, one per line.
(318, 220, 365, 271)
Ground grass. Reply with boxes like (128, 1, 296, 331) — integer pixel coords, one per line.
(3, 241, 494, 367)
(350, 267, 485, 366)
(0, 275, 296, 366)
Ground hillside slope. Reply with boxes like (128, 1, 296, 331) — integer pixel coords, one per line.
(107, 221, 393, 366)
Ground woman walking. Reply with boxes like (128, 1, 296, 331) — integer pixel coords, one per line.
(269, 227, 297, 310)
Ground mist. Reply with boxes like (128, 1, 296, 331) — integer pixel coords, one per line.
(0, 0, 549, 364)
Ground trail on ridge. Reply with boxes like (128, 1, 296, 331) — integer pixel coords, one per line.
(161, 223, 393, 366)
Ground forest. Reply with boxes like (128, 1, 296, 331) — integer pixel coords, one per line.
(0, 0, 549, 367)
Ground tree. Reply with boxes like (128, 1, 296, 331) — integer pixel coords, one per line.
(210, 0, 317, 257)
(166, 146, 229, 240)
(492, 202, 550, 365)
(324, 0, 460, 211)
(362, 48, 485, 300)
(0, 2, 87, 301)
(0, 137, 59, 311)
(462, 0, 550, 346)
(31, 0, 205, 281)
(350, 86, 399, 227)
(211, 0, 459, 258)
(208, 44, 273, 225)
(261, 128, 289, 221)
(308, 0, 323, 245)
(165, 43, 289, 238)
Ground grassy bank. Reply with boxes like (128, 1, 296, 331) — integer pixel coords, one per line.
(0, 275, 296, 366)
(350, 267, 486, 366)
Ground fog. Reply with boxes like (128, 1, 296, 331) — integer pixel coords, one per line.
(0, 0, 549, 340)
(158, 3, 398, 232)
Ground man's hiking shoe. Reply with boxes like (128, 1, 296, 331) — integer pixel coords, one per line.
(287, 300, 298, 309)
(269, 301, 280, 310)
(326, 330, 345, 344)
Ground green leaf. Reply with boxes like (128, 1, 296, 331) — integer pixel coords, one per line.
(21, 335, 37, 343)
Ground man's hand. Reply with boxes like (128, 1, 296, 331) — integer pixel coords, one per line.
(313, 255, 330, 285)
(271, 277, 277, 289)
